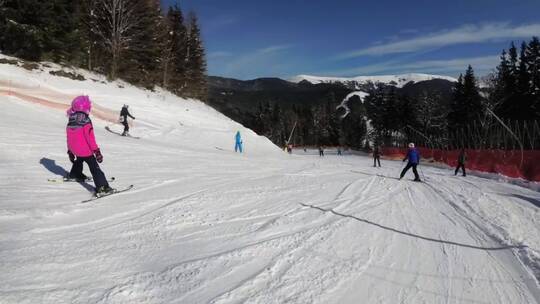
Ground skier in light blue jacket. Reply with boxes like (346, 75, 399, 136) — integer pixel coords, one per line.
(235, 131, 243, 153)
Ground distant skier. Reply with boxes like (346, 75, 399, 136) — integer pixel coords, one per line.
(287, 144, 293, 154)
(399, 143, 421, 181)
(119, 104, 135, 136)
(455, 149, 467, 176)
(373, 145, 381, 167)
(337, 146, 342, 156)
(318, 146, 324, 157)
(66, 95, 114, 195)
(235, 131, 243, 153)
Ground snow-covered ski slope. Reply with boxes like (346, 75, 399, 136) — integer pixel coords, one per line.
(1, 58, 540, 304)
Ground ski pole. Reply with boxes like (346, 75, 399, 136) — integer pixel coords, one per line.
(420, 166, 426, 182)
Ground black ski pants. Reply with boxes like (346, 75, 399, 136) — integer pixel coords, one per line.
(400, 162, 420, 180)
(69, 156, 110, 189)
(455, 163, 466, 176)
(373, 156, 381, 167)
(122, 119, 129, 134)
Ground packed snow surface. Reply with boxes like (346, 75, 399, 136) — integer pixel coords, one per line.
(292, 73, 457, 88)
(1, 58, 540, 303)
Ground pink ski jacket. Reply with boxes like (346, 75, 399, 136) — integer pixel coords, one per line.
(66, 112, 99, 157)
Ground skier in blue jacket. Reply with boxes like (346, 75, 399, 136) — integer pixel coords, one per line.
(399, 143, 421, 181)
(235, 131, 243, 153)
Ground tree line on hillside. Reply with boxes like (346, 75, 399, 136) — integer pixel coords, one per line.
(241, 90, 368, 149)
(240, 37, 540, 150)
(365, 37, 540, 149)
(0, 0, 207, 99)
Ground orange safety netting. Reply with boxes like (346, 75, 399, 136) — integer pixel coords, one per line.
(381, 147, 540, 182)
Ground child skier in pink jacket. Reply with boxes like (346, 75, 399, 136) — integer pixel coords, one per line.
(66, 95, 114, 196)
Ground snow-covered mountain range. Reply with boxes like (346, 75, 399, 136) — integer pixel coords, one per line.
(291, 73, 458, 89)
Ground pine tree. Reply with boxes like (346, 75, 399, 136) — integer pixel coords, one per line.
(525, 37, 540, 117)
(0, 0, 81, 62)
(185, 11, 208, 100)
(119, 0, 163, 87)
(163, 4, 188, 93)
(448, 74, 465, 128)
(516, 41, 533, 119)
(494, 49, 515, 118)
(448, 66, 484, 130)
(508, 42, 519, 78)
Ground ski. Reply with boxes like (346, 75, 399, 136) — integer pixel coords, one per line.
(48, 177, 115, 183)
(104, 126, 140, 139)
(81, 184, 134, 203)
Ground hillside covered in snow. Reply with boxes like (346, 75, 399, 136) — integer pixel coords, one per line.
(1, 57, 539, 304)
(291, 73, 457, 89)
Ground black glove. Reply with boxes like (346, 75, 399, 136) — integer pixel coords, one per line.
(94, 149, 103, 163)
(68, 150, 75, 163)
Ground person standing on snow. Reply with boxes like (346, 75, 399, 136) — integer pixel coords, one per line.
(318, 145, 324, 157)
(373, 145, 381, 167)
(66, 96, 114, 195)
(455, 149, 467, 176)
(399, 143, 421, 181)
(235, 131, 243, 153)
(119, 104, 135, 136)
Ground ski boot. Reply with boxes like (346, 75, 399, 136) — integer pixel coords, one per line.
(65, 174, 90, 182)
(95, 185, 116, 197)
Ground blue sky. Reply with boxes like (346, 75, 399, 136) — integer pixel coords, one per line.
(161, 0, 540, 80)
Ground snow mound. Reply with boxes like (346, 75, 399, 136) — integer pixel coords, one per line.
(0, 54, 281, 157)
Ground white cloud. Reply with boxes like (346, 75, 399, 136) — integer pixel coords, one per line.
(258, 45, 294, 54)
(338, 22, 540, 59)
(325, 55, 500, 77)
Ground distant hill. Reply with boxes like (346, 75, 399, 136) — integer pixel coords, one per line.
(290, 73, 457, 90)
(207, 75, 455, 121)
(207, 76, 351, 122)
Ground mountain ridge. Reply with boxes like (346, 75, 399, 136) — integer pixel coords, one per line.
(290, 73, 458, 90)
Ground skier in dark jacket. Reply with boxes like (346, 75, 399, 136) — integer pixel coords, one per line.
(119, 105, 135, 136)
(318, 146, 324, 157)
(399, 143, 421, 181)
(373, 145, 381, 167)
(455, 149, 467, 176)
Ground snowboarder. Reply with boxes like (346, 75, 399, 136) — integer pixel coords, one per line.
(318, 146, 324, 157)
(455, 148, 467, 176)
(66, 95, 114, 195)
(119, 104, 135, 136)
(373, 145, 381, 167)
(399, 143, 421, 181)
(235, 131, 243, 153)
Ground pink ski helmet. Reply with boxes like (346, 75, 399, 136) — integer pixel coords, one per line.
(67, 95, 92, 115)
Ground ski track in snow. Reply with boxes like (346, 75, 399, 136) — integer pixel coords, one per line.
(1, 59, 540, 304)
